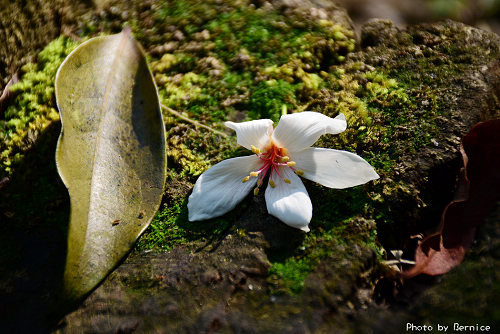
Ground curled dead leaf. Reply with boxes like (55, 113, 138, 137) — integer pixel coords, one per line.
(402, 119, 500, 278)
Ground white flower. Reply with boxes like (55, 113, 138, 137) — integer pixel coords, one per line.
(187, 112, 379, 232)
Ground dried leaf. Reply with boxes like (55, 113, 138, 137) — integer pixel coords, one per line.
(55, 27, 166, 301)
(403, 119, 500, 278)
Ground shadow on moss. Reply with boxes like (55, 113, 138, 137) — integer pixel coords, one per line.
(0, 121, 70, 333)
(263, 183, 381, 295)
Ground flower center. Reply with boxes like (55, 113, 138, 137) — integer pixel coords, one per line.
(241, 141, 304, 195)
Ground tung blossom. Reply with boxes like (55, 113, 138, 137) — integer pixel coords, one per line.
(188, 111, 379, 232)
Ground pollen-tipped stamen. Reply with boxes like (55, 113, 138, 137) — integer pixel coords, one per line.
(272, 165, 283, 179)
(242, 176, 250, 183)
(257, 177, 264, 186)
(251, 145, 261, 154)
(253, 187, 259, 196)
(249, 140, 301, 189)
(296, 170, 304, 176)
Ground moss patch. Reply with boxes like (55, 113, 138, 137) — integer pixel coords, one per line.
(0, 37, 77, 177)
(125, 1, 377, 261)
(0, 0, 437, 294)
(135, 197, 231, 251)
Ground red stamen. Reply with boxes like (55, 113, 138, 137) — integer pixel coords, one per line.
(272, 165, 282, 178)
(251, 140, 297, 191)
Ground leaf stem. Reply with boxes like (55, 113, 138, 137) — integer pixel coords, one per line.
(161, 104, 227, 137)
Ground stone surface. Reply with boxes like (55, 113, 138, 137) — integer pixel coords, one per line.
(356, 18, 500, 246)
(56, 11, 499, 334)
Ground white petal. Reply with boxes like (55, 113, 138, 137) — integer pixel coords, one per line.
(265, 167, 312, 232)
(188, 156, 262, 221)
(225, 119, 273, 151)
(292, 148, 379, 189)
(272, 112, 347, 152)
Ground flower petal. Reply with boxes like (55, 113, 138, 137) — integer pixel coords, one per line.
(292, 147, 379, 189)
(272, 112, 347, 152)
(265, 167, 312, 232)
(225, 119, 273, 151)
(188, 155, 261, 221)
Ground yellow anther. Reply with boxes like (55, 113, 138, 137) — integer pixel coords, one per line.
(251, 145, 261, 154)
(242, 176, 250, 183)
(269, 179, 276, 188)
(253, 187, 259, 196)
(296, 170, 304, 176)
(250, 171, 259, 177)
(287, 161, 296, 167)
(281, 156, 290, 162)
(284, 178, 291, 184)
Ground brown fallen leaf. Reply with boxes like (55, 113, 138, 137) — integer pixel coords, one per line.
(402, 119, 500, 278)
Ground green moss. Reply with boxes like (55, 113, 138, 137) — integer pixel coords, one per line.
(268, 186, 382, 295)
(136, 197, 231, 251)
(136, 199, 187, 250)
(206, 8, 306, 64)
(0, 36, 77, 177)
(269, 257, 314, 295)
(166, 140, 210, 178)
(132, 0, 364, 190)
(159, 72, 209, 113)
(125, 1, 366, 256)
(126, 1, 421, 287)
(146, 0, 358, 122)
(257, 49, 450, 293)
(248, 80, 296, 122)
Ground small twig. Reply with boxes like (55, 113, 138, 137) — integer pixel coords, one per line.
(0, 72, 20, 114)
(384, 259, 416, 266)
(0, 177, 9, 191)
(161, 104, 227, 138)
(383, 249, 415, 272)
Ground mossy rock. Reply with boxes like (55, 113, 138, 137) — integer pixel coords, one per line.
(1, 0, 499, 333)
